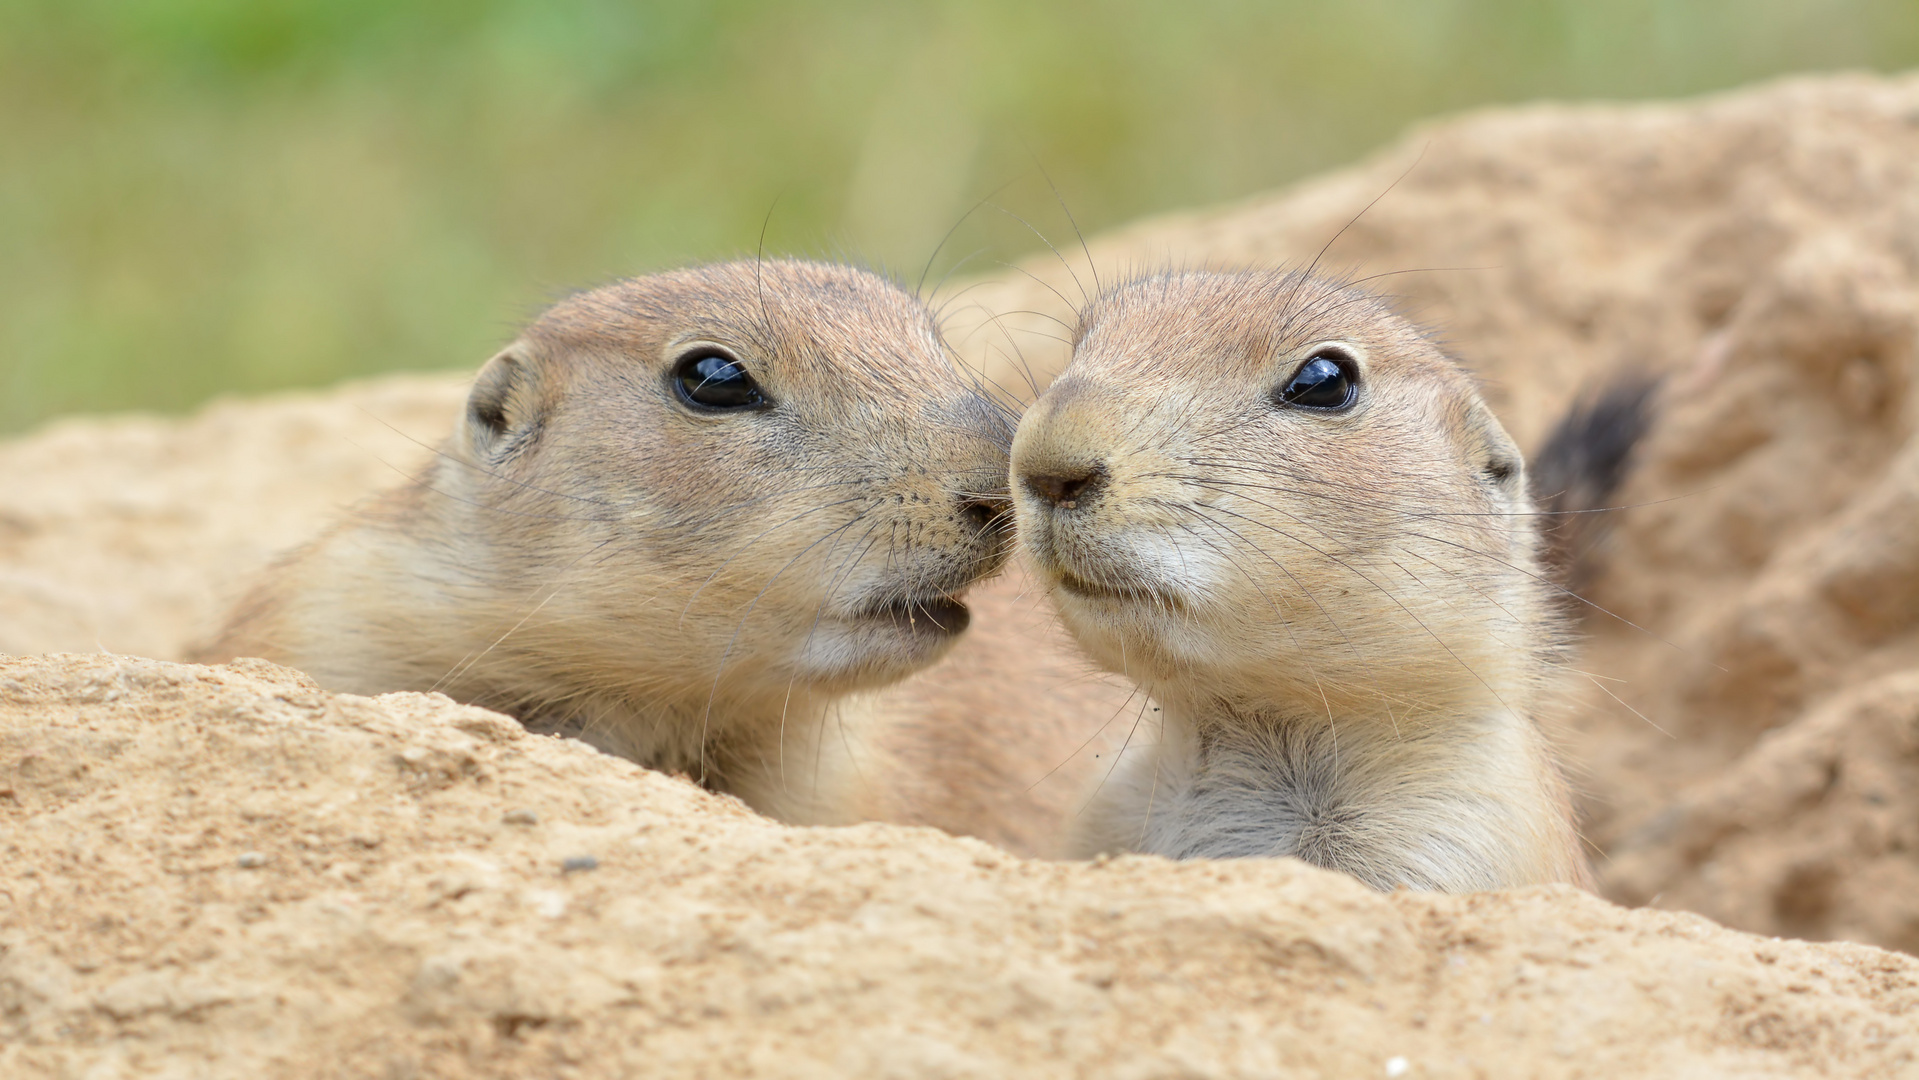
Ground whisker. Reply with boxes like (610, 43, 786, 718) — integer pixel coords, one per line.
(1187, 500, 1521, 722)
(696, 507, 878, 783)
(679, 495, 875, 624)
(352, 407, 616, 509)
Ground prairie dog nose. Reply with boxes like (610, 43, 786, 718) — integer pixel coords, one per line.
(1022, 461, 1108, 510)
(955, 492, 1012, 535)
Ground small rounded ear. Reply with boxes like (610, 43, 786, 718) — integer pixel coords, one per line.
(466, 348, 544, 460)
(1483, 450, 1523, 490)
(1463, 401, 1527, 498)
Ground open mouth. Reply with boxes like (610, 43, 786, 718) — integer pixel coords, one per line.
(862, 595, 972, 636)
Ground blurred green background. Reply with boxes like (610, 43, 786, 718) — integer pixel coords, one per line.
(5, 0, 1918, 434)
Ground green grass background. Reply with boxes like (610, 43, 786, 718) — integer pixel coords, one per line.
(5, 0, 1917, 433)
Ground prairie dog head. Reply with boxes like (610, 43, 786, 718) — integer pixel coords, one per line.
(1011, 270, 1544, 719)
(440, 260, 1012, 708)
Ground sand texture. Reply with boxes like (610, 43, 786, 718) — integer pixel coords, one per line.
(4, 653, 1916, 1078)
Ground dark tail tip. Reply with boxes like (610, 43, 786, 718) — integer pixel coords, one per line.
(1530, 374, 1662, 595)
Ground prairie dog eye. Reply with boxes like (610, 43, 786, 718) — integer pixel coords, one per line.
(673, 348, 766, 410)
(1276, 347, 1359, 410)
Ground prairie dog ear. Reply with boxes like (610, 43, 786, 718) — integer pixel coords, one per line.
(466, 348, 546, 460)
(1464, 400, 1527, 500)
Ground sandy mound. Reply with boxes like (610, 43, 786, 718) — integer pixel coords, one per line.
(5, 653, 1916, 1078)
(7, 72, 1919, 1073)
(0, 375, 466, 662)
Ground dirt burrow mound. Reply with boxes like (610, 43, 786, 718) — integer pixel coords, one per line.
(3, 653, 1916, 1079)
(0, 374, 466, 662)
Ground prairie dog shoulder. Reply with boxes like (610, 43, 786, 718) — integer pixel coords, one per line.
(1011, 269, 1595, 891)
(201, 260, 1015, 825)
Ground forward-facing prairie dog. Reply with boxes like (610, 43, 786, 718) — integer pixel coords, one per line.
(200, 260, 1015, 825)
(1012, 269, 1593, 891)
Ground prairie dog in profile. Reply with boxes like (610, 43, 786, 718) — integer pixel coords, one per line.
(1011, 269, 1593, 891)
(200, 260, 1014, 825)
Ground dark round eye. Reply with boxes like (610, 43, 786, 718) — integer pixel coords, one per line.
(673, 349, 765, 410)
(1276, 352, 1358, 410)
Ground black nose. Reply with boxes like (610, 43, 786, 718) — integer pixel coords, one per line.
(956, 493, 1011, 537)
(1023, 462, 1107, 510)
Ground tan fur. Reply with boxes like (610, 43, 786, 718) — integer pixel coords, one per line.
(848, 558, 1141, 857)
(199, 260, 1014, 826)
(1007, 270, 1592, 891)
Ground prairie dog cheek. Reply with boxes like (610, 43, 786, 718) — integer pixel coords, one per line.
(1132, 532, 1225, 595)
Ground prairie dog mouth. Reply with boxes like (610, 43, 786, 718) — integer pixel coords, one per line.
(859, 596, 972, 637)
(1057, 570, 1123, 599)
(1055, 568, 1190, 614)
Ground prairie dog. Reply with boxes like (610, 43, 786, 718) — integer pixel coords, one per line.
(200, 260, 1013, 825)
(1011, 270, 1593, 891)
